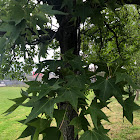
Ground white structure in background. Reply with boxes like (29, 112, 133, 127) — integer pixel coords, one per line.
(89, 63, 97, 83)
(0, 81, 6, 87)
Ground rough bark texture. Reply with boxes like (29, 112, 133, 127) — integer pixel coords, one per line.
(46, 1, 80, 139)
(59, 103, 78, 140)
(57, 12, 80, 140)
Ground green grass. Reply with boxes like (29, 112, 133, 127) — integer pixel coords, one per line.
(0, 87, 31, 140)
(0, 87, 140, 140)
(102, 98, 140, 140)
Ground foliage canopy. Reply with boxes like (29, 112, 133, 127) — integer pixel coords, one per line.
(0, 0, 140, 140)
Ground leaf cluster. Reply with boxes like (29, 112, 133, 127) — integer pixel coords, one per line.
(1, 0, 140, 139)
(4, 52, 140, 139)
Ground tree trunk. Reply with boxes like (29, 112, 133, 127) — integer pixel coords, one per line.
(56, 2, 80, 140)
(57, 16, 80, 140)
(46, 1, 80, 139)
(59, 103, 78, 140)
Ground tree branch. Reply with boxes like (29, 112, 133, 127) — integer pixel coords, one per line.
(22, 28, 59, 45)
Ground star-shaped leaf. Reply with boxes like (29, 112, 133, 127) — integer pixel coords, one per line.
(86, 99, 109, 129)
(42, 127, 61, 140)
(9, 1, 25, 25)
(79, 130, 110, 140)
(115, 72, 139, 89)
(3, 90, 28, 115)
(70, 115, 90, 137)
(53, 109, 66, 127)
(28, 118, 52, 140)
(37, 81, 61, 100)
(123, 96, 140, 124)
(65, 75, 87, 89)
(24, 98, 54, 124)
(40, 4, 68, 16)
(56, 88, 85, 110)
(91, 76, 123, 104)
(18, 118, 51, 140)
(69, 56, 86, 72)
(25, 81, 41, 94)
(17, 125, 36, 139)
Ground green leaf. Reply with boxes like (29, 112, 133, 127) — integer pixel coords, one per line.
(91, 76, 123, 103)
(0, 37, 7, 53)
(10, 95, 28, 104)
(74, 3, 92, 22)
(25, 80, 61, 100)
(21, 89, 29, 97)
(0, 23, 15, 32)
(95, 124, 110, 135)
(37, 81, 61, 100)
(79, 130, 110, 140)
(91, 8, 104, 27)
(69, 56, 86, 72)
(38, 43, 49, 58)
(62, 0, 73, 12)
(56, 88, 85, 110)
(115, 72, 139, 89)
(123, 96, 140, 124)
(9, 1, 25, 25)
(65, 75, 86, 90)
(18, 117, 52, 140)
(28, 118, 52, 140)
(22, 96, 38, 107)
(26, 81, 41, 94)
(37, 60, 63, 73)
(28, 118, 51, 131)
(106, 0, 118, 12)
(0, 19, 25, 48)
(3, 90, 28, 115)
(24, 98, 54, 124)
(17, 125, 36, 139)
(42, 127, 61, 140)
(40, 4, 68, 16)
(45, 60, 63, 72)
(3, 104, 19, 115)
(70, 115, 89, 137)
(53, 109, 66, 127)
(86, 99, 109, 129)
(10, 19, 26, 44)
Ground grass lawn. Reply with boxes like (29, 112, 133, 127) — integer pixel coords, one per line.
(102, 99, 140, 140)
(0, 87, 140, 140)
(0, 87, 31, 140)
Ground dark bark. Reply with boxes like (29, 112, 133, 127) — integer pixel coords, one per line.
(57, 18, 79, 138)
(45, 1, 80, 139)
(59, 103, 78, 140)
(57, 12, 80, 140)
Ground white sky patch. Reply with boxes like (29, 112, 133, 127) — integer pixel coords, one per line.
(17, 1, 61, 72)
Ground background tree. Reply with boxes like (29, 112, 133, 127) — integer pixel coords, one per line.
(0, 0, 140, 140)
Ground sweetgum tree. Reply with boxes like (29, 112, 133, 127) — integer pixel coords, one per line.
(0, 0, 140, 140)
